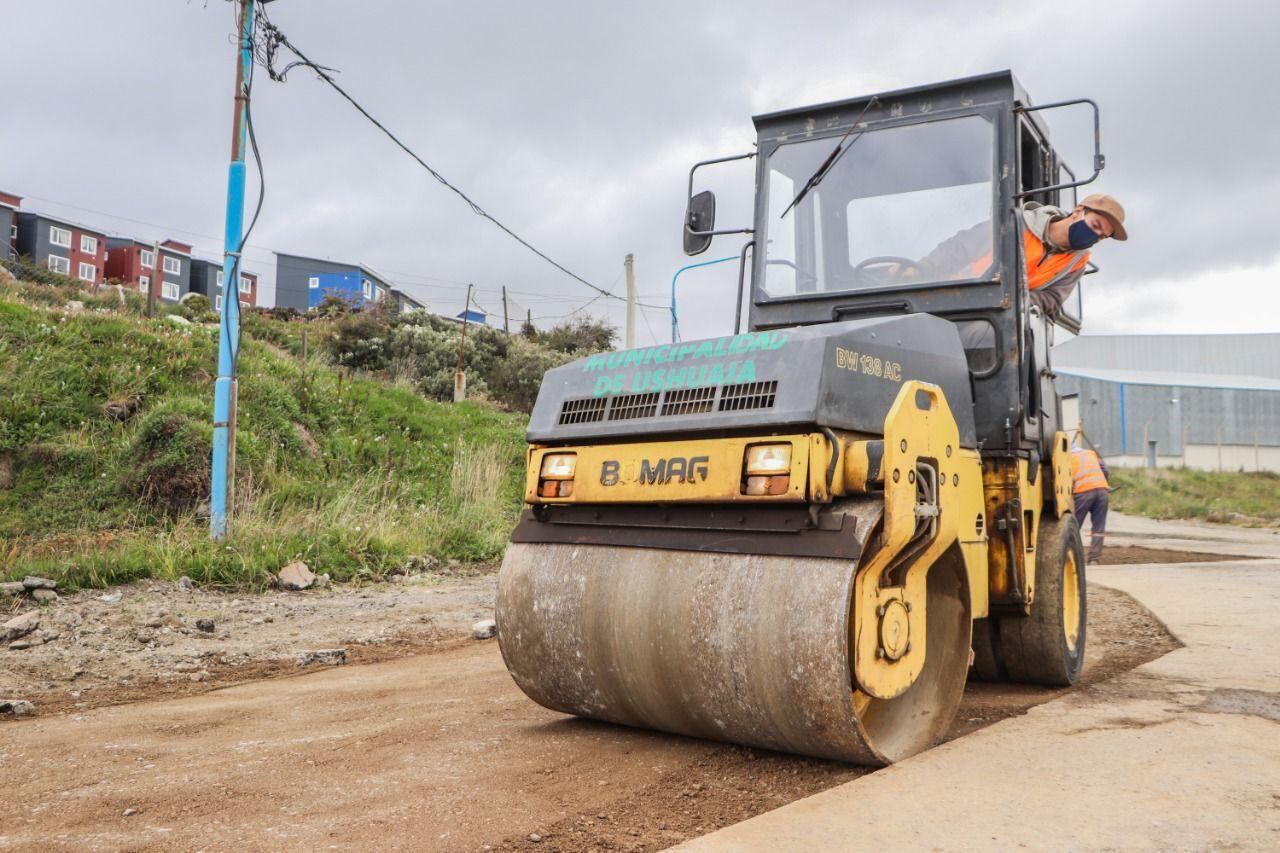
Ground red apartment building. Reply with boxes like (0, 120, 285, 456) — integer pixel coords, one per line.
(104, 238, 193, 302)
(0, 191, 21, 259)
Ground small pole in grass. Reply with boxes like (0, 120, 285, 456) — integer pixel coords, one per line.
(454, 283, 473, 402)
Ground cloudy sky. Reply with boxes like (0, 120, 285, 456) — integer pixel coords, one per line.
(3, 1, 1277, 344)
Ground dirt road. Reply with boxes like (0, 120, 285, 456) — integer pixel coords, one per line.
(1, 584, 1175, 852)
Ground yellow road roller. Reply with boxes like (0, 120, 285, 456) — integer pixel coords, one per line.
(497, 71, 1100, 764)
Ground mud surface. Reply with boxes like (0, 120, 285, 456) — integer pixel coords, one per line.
(0, 584, 1177, 852)
(1095, 545, 1249, 565)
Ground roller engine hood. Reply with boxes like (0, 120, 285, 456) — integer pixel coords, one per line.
(526, 313, 977, 448)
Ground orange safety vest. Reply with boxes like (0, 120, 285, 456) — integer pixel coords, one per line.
(961, 229, 1090, 287)
(1024, 228, 1090, 291)
(1070, 448, 1109, 494)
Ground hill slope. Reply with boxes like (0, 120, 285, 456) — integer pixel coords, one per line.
(0, 282, 527, 589)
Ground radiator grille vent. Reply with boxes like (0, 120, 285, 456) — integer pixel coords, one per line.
(607, 392, 660, 421)
(558, 397, 606, 425)
(718, 380, 779, 412)
(660, 386, 717, 416)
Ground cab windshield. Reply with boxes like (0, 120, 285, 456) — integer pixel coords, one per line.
(761, 114, 995, 298)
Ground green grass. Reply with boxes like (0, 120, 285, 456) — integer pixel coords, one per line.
(0, 279, 528, 589)
(1110, 467, 1280, 526)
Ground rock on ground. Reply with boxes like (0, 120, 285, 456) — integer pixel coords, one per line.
(278, 561, 317, 591)
(472, 619, 497, 640)
(0, 581, 24, 596)
(2, 610, 40, 642)
(31, 589, 58, 604)
(0, 699, 35, 716)
(22, 576, 57, 590)
(296, 649, 347, 667)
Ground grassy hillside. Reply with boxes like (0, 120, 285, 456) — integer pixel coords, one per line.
(1110, 467, 1280, 526)
(0, 279, 527, 589)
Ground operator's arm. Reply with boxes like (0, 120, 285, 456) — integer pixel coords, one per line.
(915, 221, 992, 280)
(1027, 267, 1084, 316)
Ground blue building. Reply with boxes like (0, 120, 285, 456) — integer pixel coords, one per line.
(274, 252, 395, 311)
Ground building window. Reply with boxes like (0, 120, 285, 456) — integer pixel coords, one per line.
(139, 275, 150, 294)
(80, 234, 98, 254)
(78, 262, 96, 283)
(48, 255, 70, 275)
(162, 281, 180, 301)
(9, 224, 16, 240)
(362, 279, 373, 299)
(215, 294, 222, 310)
(308, 276, 320, 289)
(216, 270, 225, 288)
(240, 300, 250, 308)
(239, 276, 252, 293)
(141, 249, 154, 268)
(49, 226, 72, 248)
(162, 256, 181, 275)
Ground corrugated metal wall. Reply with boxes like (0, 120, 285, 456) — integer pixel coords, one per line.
(1056, 375, 1280, 456)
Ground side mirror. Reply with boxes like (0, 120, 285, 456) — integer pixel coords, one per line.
(683, 190, 716, 256)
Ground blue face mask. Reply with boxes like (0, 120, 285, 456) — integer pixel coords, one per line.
(1068, 219, 1100, 250)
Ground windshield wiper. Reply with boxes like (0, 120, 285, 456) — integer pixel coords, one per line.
(779, 96, 879, 219)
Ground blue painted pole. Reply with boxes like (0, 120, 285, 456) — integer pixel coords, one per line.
(211, 0, 257, 540)
(669, 255, 737, 343)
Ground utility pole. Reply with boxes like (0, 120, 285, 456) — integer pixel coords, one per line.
(147, 239, 160, 318)
(624, 253, 636, 348)
(210, 0, 257, 540)
(501, 285, 510, 336)
(454, 283, 473, 402)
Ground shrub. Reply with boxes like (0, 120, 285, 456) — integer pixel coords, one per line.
(488, 337, 574, 412)
(123, 407, 212, 514)
(178, 294, 218, 323)
(531, 316, 618, 354)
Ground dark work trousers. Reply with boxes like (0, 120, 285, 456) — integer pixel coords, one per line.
(1074, 487, 1110, 563)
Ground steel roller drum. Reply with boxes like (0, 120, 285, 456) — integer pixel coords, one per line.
(495, 500, 971, 765)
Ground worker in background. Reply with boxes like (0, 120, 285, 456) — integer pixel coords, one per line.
(1071, 443, 1112, 564)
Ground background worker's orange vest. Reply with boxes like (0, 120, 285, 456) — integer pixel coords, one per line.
(1071, 448, 1109, 494)
(1024, 228, 1090, 290)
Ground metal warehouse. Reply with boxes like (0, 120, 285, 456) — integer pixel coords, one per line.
(1053, 333, 1280, 471)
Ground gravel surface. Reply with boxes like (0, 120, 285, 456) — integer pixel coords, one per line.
(0, 574, 1180, 852)
(0, 566, 496, 715)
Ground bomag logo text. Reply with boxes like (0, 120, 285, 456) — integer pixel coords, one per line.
(600, 456, 710, 486)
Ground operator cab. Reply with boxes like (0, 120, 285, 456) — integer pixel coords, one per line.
(683, 70, 1106, 456)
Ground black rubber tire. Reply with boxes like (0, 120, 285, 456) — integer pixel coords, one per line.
(968, 617, 1007, 682)
(998, 513, 1087, 686)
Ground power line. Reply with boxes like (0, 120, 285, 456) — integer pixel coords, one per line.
(637, 302, 662, 345)
(251, 11, 666, 310)
(12, 185, 680, 312)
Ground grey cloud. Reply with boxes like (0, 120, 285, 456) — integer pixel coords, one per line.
(3, 0, 1277, 342)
